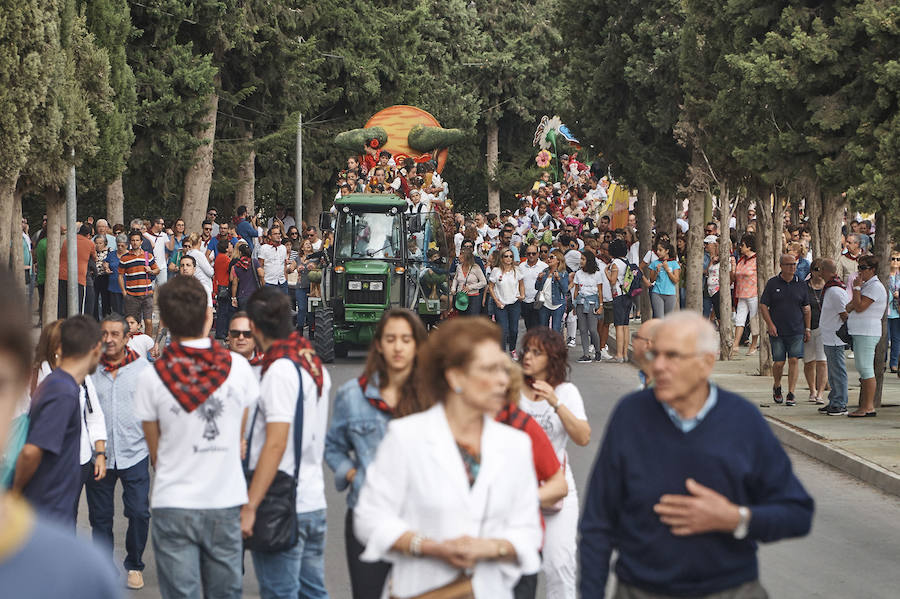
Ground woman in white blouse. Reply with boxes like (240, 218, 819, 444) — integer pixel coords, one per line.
(354, 317, 542, 598)
(845, 255, 888, 417)
(518, 327, 591, 599)
(488, 249, 525, 354)
(183, 233, 215, 303)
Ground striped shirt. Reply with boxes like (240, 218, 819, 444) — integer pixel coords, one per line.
(118, 250, 156, 296)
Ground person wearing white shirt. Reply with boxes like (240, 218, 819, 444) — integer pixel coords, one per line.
(181, 234, 214, 306)
(489, 252, 525, 354)
(845, 255, 888, 417)
(519, 245, 548, 330)
(243, 288, 332, 599)
(134, 277, 258, 599)
(818, 258, 851, 416)
(258, 227, 291, 292)
(143, 217, 170, 286)
(354, 319, 542, 599)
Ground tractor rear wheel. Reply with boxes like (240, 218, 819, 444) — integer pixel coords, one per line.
(314, 308, 335, 363)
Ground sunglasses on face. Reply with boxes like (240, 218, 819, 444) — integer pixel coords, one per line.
(526, 252, 537, 256)
(892, 257, 900, 261)
(229, 330, 253, 339)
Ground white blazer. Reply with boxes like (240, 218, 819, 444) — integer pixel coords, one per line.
(354, 403, 542, 599)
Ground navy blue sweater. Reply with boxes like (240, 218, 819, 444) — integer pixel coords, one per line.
(578, 387, 814, 597)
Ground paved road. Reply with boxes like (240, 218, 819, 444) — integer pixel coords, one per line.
(77, 347, 900, 598)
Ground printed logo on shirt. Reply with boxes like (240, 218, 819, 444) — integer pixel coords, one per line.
(198, 396, 224, 441)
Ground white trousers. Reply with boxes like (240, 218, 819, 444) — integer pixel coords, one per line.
(542, 480, 578, 599)
(566, 310, 578, 340)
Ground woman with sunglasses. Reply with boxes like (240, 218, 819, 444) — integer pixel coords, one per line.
(518, 327, 590, 599)
(325, 309, 428, 599)
(845, 255, 888, 417)
(489, 248, 525, 355)
(888, 248, 900, 373)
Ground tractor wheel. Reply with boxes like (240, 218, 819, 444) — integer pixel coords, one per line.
(314, 308, 335, 363)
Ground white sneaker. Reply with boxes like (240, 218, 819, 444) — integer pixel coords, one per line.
(567, 337, 576, 347)
(588, 344, 595, 353)
(600, 348, 613, 360)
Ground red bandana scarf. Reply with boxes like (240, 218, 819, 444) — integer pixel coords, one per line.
(260, 332, 324, 393)
(154, 342, 232, 413)
(357, 375, 393, 415)
(248, 350, 264, 367)
(101, 348, 140, 373)
(824, 275, 846, 290)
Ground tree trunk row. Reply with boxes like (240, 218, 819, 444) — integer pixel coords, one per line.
(718, 181, 735, 359)
(43, 189, 64, 327)
(636, 185, 653, 322)
(486, 120, 500, 215)
(182, 91, 219, 233)
(753, 181, 774, 376)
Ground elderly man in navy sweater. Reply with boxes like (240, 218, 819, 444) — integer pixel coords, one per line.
(579, 311, 813, 598)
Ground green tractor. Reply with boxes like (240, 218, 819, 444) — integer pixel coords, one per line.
(310, 194, 451, 362)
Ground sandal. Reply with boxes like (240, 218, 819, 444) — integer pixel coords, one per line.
(847, 411, 877, 418)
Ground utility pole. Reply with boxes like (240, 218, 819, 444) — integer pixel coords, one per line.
(295, 113, 303, 228)
(66, 149, 78, 316)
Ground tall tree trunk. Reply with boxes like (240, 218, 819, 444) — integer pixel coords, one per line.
(486, 120, 500, 214)
(734, 192, 749, 234)
(11, 188, 24, 292)
(182, 91, 219, 233)
(790, 196, 800, 229)
(754, 182, 774, 375)
(235, 129, 255, 215)
(106, 175, 125, 227)
(772, 189, 785, 271)
(306, 185, 323, 230)
(873, 209, 891, 409)
(637, 185, 653, 322)
(685, 193, 704, 312)
(718, 181, 734, 359)
(819, 194, 846, 261)
(0, 174, 16, 269)
(655, 193, 677, 242)
(43, 189, 64, 327)
(805, 179, 822, 258)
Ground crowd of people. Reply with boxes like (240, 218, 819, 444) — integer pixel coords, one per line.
(2, 152, 896, 599)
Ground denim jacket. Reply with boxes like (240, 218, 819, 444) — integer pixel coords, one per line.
(324, 374, 392, 509)
(534, 268, 569, 306)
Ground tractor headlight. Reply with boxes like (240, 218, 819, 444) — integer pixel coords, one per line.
(369, 281, 383, 291)
(348, 281, 362, 290)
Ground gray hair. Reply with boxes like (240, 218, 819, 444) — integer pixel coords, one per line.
(115, 233, 128, 245)
(655, 311, 719, 356)
(129, 218, 144, 230)
(101, 312, 130, 333)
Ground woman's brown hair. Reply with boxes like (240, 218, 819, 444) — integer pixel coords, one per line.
(459, 247, 475, 269)
(549, 249, 566, 272)
(362, 308, 429, 418)
(416, 317, 502, 407)
(32, 319, 64, 392)
(519, 326, 570, 387)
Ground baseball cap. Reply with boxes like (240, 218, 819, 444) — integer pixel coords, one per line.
(704, 235, 718, 244)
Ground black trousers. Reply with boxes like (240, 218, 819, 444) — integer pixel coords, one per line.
(345, 509, 391, 599)
(522, 301, 543, 330)
(514, 573, 537, 599)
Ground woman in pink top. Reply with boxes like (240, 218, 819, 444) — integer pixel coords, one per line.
(731, 233, 760, 358)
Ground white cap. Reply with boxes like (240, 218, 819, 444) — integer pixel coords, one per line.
(703, 234, 719, 244)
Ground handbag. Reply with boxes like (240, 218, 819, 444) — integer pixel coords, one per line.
(242, 377, 304, 553)
(836, 322, 851, 345)
(394, 574, 474, 599)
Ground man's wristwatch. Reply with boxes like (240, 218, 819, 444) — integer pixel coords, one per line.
(93, 450, 107, 459)
(733, 506, 751, 540)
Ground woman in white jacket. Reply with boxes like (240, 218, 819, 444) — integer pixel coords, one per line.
(32, 319, 107, 516)
(354, 317, 542, 599)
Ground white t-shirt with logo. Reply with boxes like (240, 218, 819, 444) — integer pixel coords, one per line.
(247, 358, 332, 514)
(490, 266, 524, 306)
(133, 340, 258, 509)
(573, 269, 604, 301)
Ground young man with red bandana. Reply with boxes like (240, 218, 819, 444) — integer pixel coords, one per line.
(86, 313, 152, 590)
(134, 276, 259, 599)
(242, 287, 332, 599)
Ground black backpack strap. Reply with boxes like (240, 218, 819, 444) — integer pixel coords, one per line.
(291, 362, 305, 481)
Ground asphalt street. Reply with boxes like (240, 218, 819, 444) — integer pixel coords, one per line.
(76, 346, 900, 598)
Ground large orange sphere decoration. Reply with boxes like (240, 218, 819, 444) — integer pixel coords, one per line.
(365, 105, 450, 173)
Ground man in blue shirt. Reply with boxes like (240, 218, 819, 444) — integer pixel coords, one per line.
(579, 312, 813, 598)
(86, 314, 152, 590)
(759, 254, 811, 406)
(13, 316, 103, 525)
(235, 205, 260, 247)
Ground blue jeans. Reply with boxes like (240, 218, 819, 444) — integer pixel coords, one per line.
(86, 457, 150, 572)
(495, 300, 522, 351)
(824, 345, 848, 410)
(251, 509, 329, 599)
(888, 317, 900, 368)
(541, 304, 565, 332)
(770, 334, 804, 363)
(266, 281, 289, 294)
(151, 506, 242, 599)
(296, 287, 309, 332)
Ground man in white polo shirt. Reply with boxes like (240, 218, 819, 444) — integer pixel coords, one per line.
(520, 244, 548, 330)
(258, 227, 291, 294)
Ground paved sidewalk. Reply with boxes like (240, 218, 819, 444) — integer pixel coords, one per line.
(709, 345, 900, 496)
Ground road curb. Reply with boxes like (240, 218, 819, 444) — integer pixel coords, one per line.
(764, 415, 900, 498)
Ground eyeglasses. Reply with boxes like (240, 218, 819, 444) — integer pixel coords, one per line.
(892, 257, 900, 261)
(539, 248, 549, 253)
(203, 227, 212, 232)
(781, 262, 798, 267)
(647, 350, 700, 362)
(859, 265, 875, 271)
(503, 253, 513, 258)
(526, 252, 537, 256)
(229, 330, 253, 339)
(290, 232, 299, 237)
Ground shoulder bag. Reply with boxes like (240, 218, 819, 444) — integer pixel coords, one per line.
(242, 370, 304, 553)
